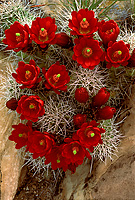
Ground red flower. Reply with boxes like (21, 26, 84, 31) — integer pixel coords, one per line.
(74, 121, 105, 150)
(12, 59, 42, 89)
(73, 37, 104, 69)
(92, 88, 110, 107)
(6, 98, 18, 110)
(75, 87, 89, 103)
(97, 106, 116, 120)
(69, 8, 98, 36)
(105, 41, 131, 69)
(16, 95, 45, 122)
(3, 21, 31, 52)
(29, 17, 57, 48)
(42, 62, 70, 95)
(62, 139, 91, 165)
(8, 121, 32, 149)
(98, 20, 120, 46)
(27, 131, 55, 159)
(45, 145, 70, 172)
(129, 48, 135, 67)
(73, 114, 87, 128)
(55, 32, 72, 48)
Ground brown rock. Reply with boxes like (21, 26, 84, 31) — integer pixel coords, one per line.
(0, 59, 24, 200)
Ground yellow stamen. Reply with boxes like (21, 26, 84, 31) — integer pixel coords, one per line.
(91, 133, 95, 137)
(118, 51, 122, 55)
(16, 33, 20, 36)
(73, 150, 77, 155)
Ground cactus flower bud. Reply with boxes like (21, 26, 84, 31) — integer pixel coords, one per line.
(97, 106, 116, 120)
(55, 32, 72, 48)
(6, 98, 18, 110)
(92, 88, 110, 107)
(73, 114, 87, 128)
(75, 87, 89, 103)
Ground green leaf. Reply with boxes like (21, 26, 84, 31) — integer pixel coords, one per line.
(98, 0, 117, 17)
(89, 0, 103, 10)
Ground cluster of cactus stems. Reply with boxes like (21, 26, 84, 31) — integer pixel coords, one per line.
(0, 0, 135, 177)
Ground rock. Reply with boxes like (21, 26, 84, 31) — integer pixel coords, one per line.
(0, 59, 24, 200)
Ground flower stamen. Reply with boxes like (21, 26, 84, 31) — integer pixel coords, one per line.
(83, 47, 93, 57)
(29, 103, 36, 109)
(52, 74, 60, 82)
(91, 133, 95, 137)
(16, 33, 20, 36)
(19, 134, 23, 137)
(106, 29, 113, 34)
(83, 18, 86, 22)
(15, 33, 22, 42)
(40, 139, 45, 145)
(73, 150, 77, 155)
(112, 50, 123, 61)
(25, 70, 32, 80)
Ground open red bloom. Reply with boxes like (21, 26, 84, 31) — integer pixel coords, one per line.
(92, 88, 110, 107)
(42, 61, 70, 95)
(73, 37, 104, 69)
(98, 20, 120, 46)
(9, 121, 32, 149)
(29, 17, 57, 48)
(74, 121, 105, 150)
(62, 138, 91, 165)
(16, 95, 45, 122)
(105, 41, 130, 69)
(27, 131, 55, 159)
(45, 145, 70, 172)
(97, 106, 116, 120)
(3, 21, 31, 52)
(75, 87, 89, 103)
(12, 59, 42, 89)
(69, 8, 98, 36)
(73, 114, 87, 128)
